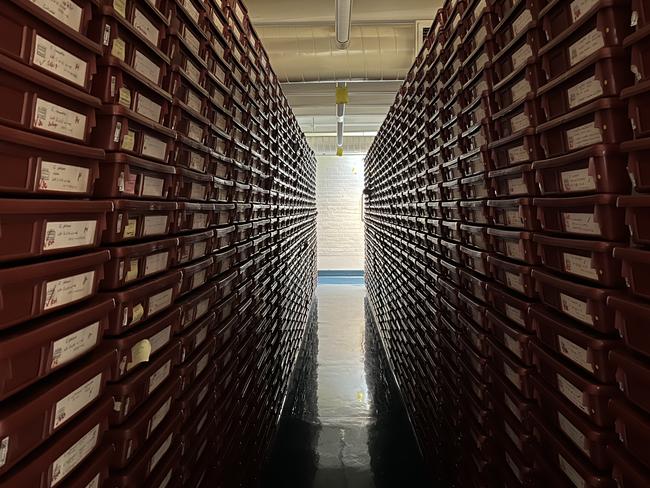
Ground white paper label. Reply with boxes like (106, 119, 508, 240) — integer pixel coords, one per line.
(43, 221, 97, 251)
(506, 304, 526, 327)
(141, 176, 165, 198)
(506, 272, 525, 294)
(571, 0, 599, 22)
(505, 394, 522, 421)
(159, 469, 173, 488)
(136, 95, 162, 123)
(149, 326, 172, 355)
(0, 437, 8, 468)
(505, 240, 524, 261)
(563, 253, 599, 281)
(558, 412, 589, 455)
(181, 0, 200, 23)
(191, 182, 206, 200)
(505, 209, 523, 227)
(196, 352, 209, 376)
(133, 9, 159, 46)
(31, 0, 83, 31)
(188, 121, 204, 142)
(503, 421, 521, 449)
(192, 269, 207, 290)
(196, 298, 210, 319)
(561, 293, 593, 325)
(569, 29, 605, 66)
(45, 271, 95, 310)
(53, 374, 102, 429)
(34, 98, 87, 141)
(504, 334, 521, 358)
(507, 176, 528, 195)
(148, 288, 173, 315)
(193, 241, 208, 259)
(145, 252, 169, 276)
(52, 322, 100, 368)
(185, 60, 201, 85)
(511, 44, 533, 71)
(192, 213, 208, 229)
(568, 76, 604, 109)
(189, 151, 205, 172)
(557, 374, 590, 415)
(51, 424, 99, 486)
(507, 145, 529, 164)
(197, 384, 209, 405)
(559, 336, 594, 373)
(148, 397, 172, 437)
(559, 454, 586, 488)
(148, 360, 171, 394)
(562, 212, 600, 235)
(510, 112, 530, 133)
(196, 411, 208, 434)
(511, 78, 531, 103)
(39, 161, 90, 193)
(512, 9, 533, 37)
(149, 433, 173, 473)
(182, 27, 201, 56)
(143, 215, 168, 236)
(506, 453, 522, 482)
(33, 35, 87, 87)
(133, 51, 160, 83)
(187, 90, 202, 114)
(560, 168, 595, 192)
(195, 325, 208, 347)
(566, 122, 602, 151)
(84, 474, 100, 488)
(142, 134, 167, 161)
(504, 363, 520, 389)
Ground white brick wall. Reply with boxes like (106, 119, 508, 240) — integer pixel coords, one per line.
(316, 155, 365, 270)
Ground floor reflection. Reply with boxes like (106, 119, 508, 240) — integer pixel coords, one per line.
(262, 281, 430, 488)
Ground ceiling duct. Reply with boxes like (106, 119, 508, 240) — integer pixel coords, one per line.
(253, 23, 416, 82)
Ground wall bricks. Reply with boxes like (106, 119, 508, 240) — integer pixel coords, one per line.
(316, 155, 365, 270)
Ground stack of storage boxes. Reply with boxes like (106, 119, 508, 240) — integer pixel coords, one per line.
(366, 0, 650, 486)
(0, 0, 317, 486)
(0, 1, 116, 485)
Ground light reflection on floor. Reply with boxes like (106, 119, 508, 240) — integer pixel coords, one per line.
(262, 280, 431, 488)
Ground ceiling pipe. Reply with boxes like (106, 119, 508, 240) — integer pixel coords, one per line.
(335, 0, 353, 49)
(335, 83, 349, 153)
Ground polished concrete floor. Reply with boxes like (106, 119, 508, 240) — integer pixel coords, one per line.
(262, 280, 431, 488)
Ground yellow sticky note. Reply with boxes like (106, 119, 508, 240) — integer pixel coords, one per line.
(125, 259, 139, 282)
(122, 130, 135, 151)
(128, 339, 152, 370)
(118, 87, 132, 108)
(111, 38, 126, 61)
(130, 303, 144, 325)
(113, 0, 127, 17)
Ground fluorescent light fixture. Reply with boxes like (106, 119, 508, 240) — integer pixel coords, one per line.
(336, 103, 345, 122)
(305, 132, 378, 137)
(335, 0, 352, 49)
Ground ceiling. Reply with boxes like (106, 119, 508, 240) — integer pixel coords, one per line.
(245, 0, 441, 136)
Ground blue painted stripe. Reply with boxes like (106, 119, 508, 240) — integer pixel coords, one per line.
(318, 276, 365, 285)
(317, 270, 365, 277)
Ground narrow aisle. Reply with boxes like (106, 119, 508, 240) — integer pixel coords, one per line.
(262, 279, 430, 488)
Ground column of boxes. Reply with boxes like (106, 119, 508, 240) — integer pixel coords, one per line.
(365, 0, 650, 487)
(0, 0, 316, 487)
